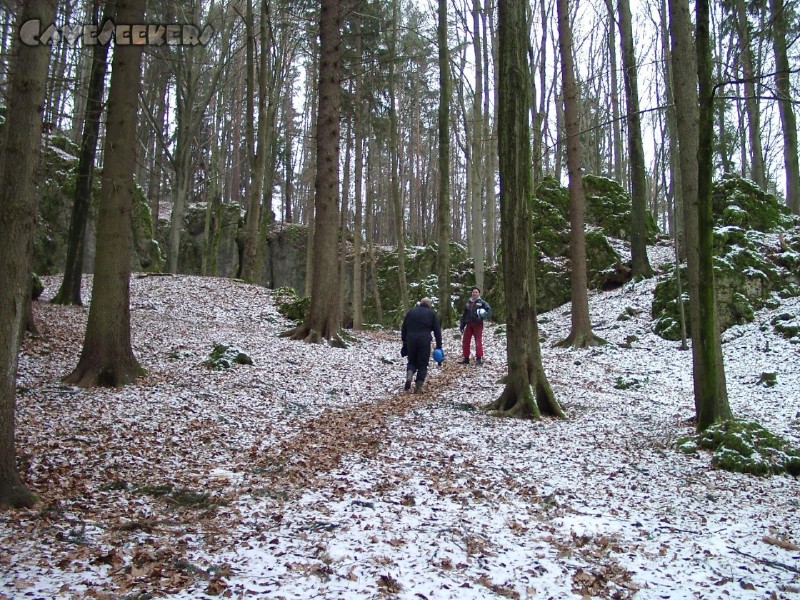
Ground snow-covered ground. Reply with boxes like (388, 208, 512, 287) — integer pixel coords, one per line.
(2, 248, 799, 599)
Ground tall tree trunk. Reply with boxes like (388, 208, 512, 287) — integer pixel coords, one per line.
(694, 0, 731, 430)
(769, 0, 800, 213)
(470, 0, 485, 291)
(669, 0, 731, 430)
(0, 0, 57, 509)
(366, 134, 383, 325)
(733, 0, 766, 189)
(64, 0, 146, 388)
(353, 98, 365, 329)
(53, 0, 114, 306)
(484, 8, 497, 266)
(617, 0, 653, 278)
(487, 0, 563, 420)
(283, 70, 295, 222)
(241, 0, 271, 282)
(604, 0, 624, 184)
(556, 0, 605, 348)
(389, 0, 409, 313)
(436, 0, 453, 328)
(285, 0, 343, 344)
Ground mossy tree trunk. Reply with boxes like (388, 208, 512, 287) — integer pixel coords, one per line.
(694, 0, 731, 430)
(555, 0, 605, 349)
(486, 0, 563, 420)
(668, 0, 731, 431)
(0, 0, 58, 509)
(64, 0, 146, 388)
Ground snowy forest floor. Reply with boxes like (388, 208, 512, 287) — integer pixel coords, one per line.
(2, 249, 799, 599)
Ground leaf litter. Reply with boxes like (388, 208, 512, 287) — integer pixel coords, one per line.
(1, 253, 799, 599)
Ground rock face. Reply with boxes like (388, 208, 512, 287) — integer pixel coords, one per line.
(34, 135, 163, 276)
(651, 174, 800, 340)
(37, 138, 671, 329)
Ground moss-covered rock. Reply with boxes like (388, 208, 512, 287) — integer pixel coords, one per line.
(363, 240, 469, 328)
(583, 174, 659, 243)
(712, 174, 796, 231)
(770, 312, 800, 339)
(651, 177, 800, 340)
(274, 286, 310, 323)
(515, 177, 629, 314)
(676, 420, 800, 477)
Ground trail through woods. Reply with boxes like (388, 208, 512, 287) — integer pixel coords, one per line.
(1, 265, 799, 599)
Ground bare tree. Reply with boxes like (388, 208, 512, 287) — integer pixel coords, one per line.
(732, 0, 766, 189)
(486, 0, 564, 420)
(470, 0, 485, 291)
(389, 0, 409, 313)
(0, 0, 58, 509)
(436, 0, 453, 328)
(52, 0, 114, 306)
(617, 0, 653, 278)
(669, 0, 731, 430)
(769, 0, 800, 213)
(555, 0, 605, 348)
(64, 0, 147, 388)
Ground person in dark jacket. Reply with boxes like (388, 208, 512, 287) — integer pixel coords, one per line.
(459, 286, 491, 365)
(401, 297, 443, 393)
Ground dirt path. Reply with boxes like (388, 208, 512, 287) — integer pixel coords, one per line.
(250, 361, 467, 496)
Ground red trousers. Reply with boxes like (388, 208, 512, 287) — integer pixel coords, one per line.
(462, 321, 484, 358)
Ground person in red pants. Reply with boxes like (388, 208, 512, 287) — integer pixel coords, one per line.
(459, 287, 491, 365)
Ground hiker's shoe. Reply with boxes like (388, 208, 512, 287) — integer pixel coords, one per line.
(459, 357, 470, 365)
(404, 369, 414, 391)
(475, 357, 483, 365)
(404, 379, 412, 391)
(414, 381, 424, 394)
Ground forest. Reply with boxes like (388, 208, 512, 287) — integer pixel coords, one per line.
(1, 0, 799, 596)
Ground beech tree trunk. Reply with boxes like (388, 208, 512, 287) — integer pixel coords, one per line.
(617, 0, 653, 278)
(0, 0, 57, 509)
(769, 0, 800, 214)
(694, 0, 731, 430)
(733, 0, 766, 190)
(669, 0, 731, 431)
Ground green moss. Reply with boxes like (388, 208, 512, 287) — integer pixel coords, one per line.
(712, 174, 796, 232)
(679, 420, 800, 477)
(275, 287, 310, 323)
(651, 184, 800, 340)
(203, 344, 253, 370)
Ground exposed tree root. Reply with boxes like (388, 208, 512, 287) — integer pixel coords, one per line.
(555, 330, 607, 349)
